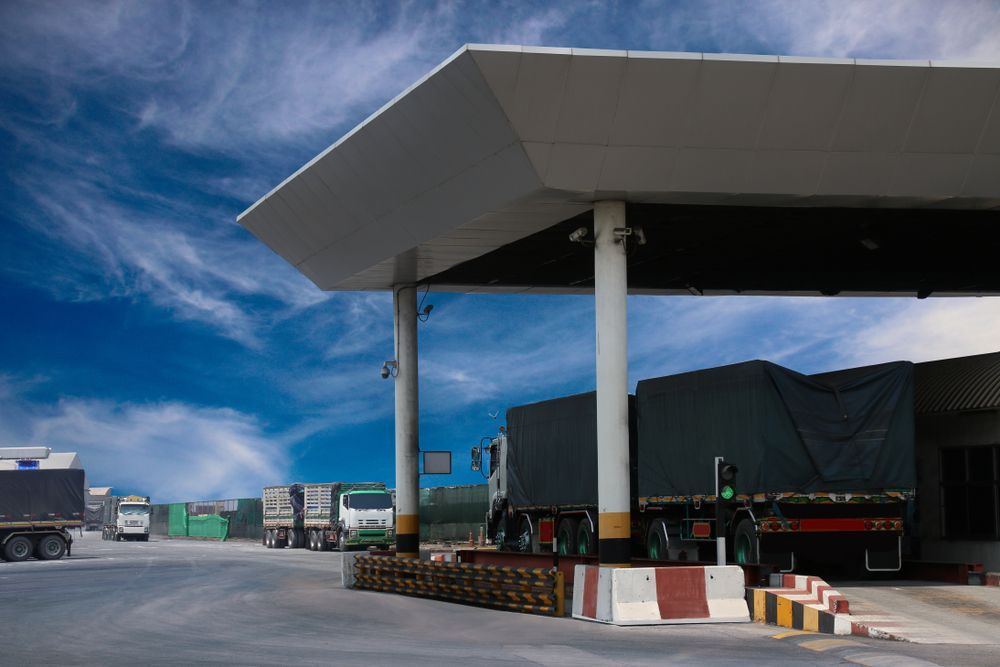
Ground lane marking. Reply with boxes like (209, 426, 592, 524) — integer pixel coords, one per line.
(799, 639, 859, 652)
(770, 630, 816, 639)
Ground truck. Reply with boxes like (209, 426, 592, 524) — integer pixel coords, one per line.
(101, 495, 151, 541)
(0, 468, 84, 561)
(474, 359, 915, 573)
(262, 482, 394, 551)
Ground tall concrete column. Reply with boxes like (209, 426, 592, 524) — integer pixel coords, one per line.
(594, 201, 631, 567)
(393, 284, 420, 558)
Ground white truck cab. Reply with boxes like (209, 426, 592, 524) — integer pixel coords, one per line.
(340, 489, 394, 550)
(104, 495, 150, 541)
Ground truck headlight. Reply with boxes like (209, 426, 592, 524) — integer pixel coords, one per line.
(350, 530, 358, 539)
(144, 528, 149, 533)
(386, 529, 394, 538)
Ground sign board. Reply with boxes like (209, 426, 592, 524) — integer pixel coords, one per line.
(15, 459, 40, 470)
(422, 451, 452, 475)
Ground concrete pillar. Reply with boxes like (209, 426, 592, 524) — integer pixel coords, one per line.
(393, 285, 420, 558)
(594, 201, 631, 567)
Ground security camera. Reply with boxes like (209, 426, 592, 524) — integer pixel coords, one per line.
(380, 360, 397, 379)
(380, 364, 390, 379)
(568, 227, 589, 243)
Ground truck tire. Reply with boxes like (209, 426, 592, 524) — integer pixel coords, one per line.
(310, 530, 320, 551)
(733, 519, 759, 565)
(338, 531, 348, 552)
(264, 530, 272, 548)
(318, 532, 330, 552)
(36, 535, 67, 560)
(556, 518, 578, 556)
(576, 520, 595, 556)
(646, 519, 669, 561)
(4, 535, 33, 562)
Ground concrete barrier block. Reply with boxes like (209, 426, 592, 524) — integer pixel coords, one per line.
(573, 564, 750, 626)
(341, 551, 359, 589)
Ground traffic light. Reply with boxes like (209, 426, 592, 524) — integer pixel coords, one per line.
(717, 460, 738, 502)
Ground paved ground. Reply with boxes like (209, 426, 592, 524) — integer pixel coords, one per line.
(1, 533, 997, 666)
(836, 580, 1000, 644)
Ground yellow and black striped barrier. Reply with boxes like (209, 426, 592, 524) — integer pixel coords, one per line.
(353, 555, 565, 617)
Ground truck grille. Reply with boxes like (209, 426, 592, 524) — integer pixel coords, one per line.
(125, 520, 143, 526)
(361, 519, 387, 526)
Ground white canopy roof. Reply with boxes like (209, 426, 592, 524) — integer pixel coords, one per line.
(239, 45, 1000, 293)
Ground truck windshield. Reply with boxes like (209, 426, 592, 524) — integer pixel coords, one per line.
(119, 505, 149, 515)
(348, 493, 392, 510)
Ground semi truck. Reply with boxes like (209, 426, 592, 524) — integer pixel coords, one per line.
(101, 495, 151, 541)
(263, 482, 394, 551)
(474, 359, 915, 572)
(0, 468, 85, 561)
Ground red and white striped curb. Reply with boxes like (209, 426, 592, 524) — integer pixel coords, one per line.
(768, 573, 850, 614)
(573, 565, 750, 625)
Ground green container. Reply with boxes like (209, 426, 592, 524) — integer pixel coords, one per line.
(168, 503, 188, 537)
(187, 514, 229, 540)
(419, 484, 488, 541)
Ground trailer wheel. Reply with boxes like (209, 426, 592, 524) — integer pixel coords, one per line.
(733, 519, 759, 565)
(36, 535, 67, 560)
(517, 516, 537, 553)
(319, 532, 330, 552)
(556, 518, 578, 556)
(4, 535, 33, 562)
(646, 520, 669, 561)
(264, 530, 272, 548)
(576, 520, 595, 556)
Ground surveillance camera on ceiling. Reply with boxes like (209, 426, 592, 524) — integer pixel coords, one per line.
(568, 227, 589, 243)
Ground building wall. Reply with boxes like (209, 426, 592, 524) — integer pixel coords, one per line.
(916, 409, 1000, 571)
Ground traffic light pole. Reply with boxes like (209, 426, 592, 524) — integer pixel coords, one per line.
(714, 455, 725, 567)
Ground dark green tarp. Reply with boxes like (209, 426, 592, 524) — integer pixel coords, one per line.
(0, 469, 84, 525)
(505, 392, 637, 508)
(636, 360, 915, 497)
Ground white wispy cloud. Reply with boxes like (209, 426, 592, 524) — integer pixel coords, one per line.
(0, 386, 289, 503)
(13, 174, 325, 347)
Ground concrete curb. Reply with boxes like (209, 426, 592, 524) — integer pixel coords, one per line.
(986, 572, 999, 587)
(748, 575, 852, 635)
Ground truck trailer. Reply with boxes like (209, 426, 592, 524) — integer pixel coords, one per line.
(476, 360, 915, 572)
(0, 468, 85, 561)
(101, 495, 151, 541)
(263, 482, 394, 551)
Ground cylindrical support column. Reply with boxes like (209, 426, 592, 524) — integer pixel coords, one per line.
(393, 285, 420, 558)
(594, 201, 631, 567)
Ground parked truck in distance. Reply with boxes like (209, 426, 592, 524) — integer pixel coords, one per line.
(474, 360, 916, 573)
(0, 468, 85, 561)
(263, 482, 394, 551)
(101, 495, 151, 541)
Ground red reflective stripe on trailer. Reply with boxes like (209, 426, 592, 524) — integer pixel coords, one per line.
(797, 518, 869, 532)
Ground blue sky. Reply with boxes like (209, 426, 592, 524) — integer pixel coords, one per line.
(2, 1, 999, 503)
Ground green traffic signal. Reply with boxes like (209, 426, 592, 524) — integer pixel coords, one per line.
(720, 485, 735, 500)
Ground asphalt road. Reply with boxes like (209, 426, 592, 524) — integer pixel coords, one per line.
(0, 532, 997, 666)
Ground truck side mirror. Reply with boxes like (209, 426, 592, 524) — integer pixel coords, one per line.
(471, 446, 482, 472)
(342, 495, 349, 509)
